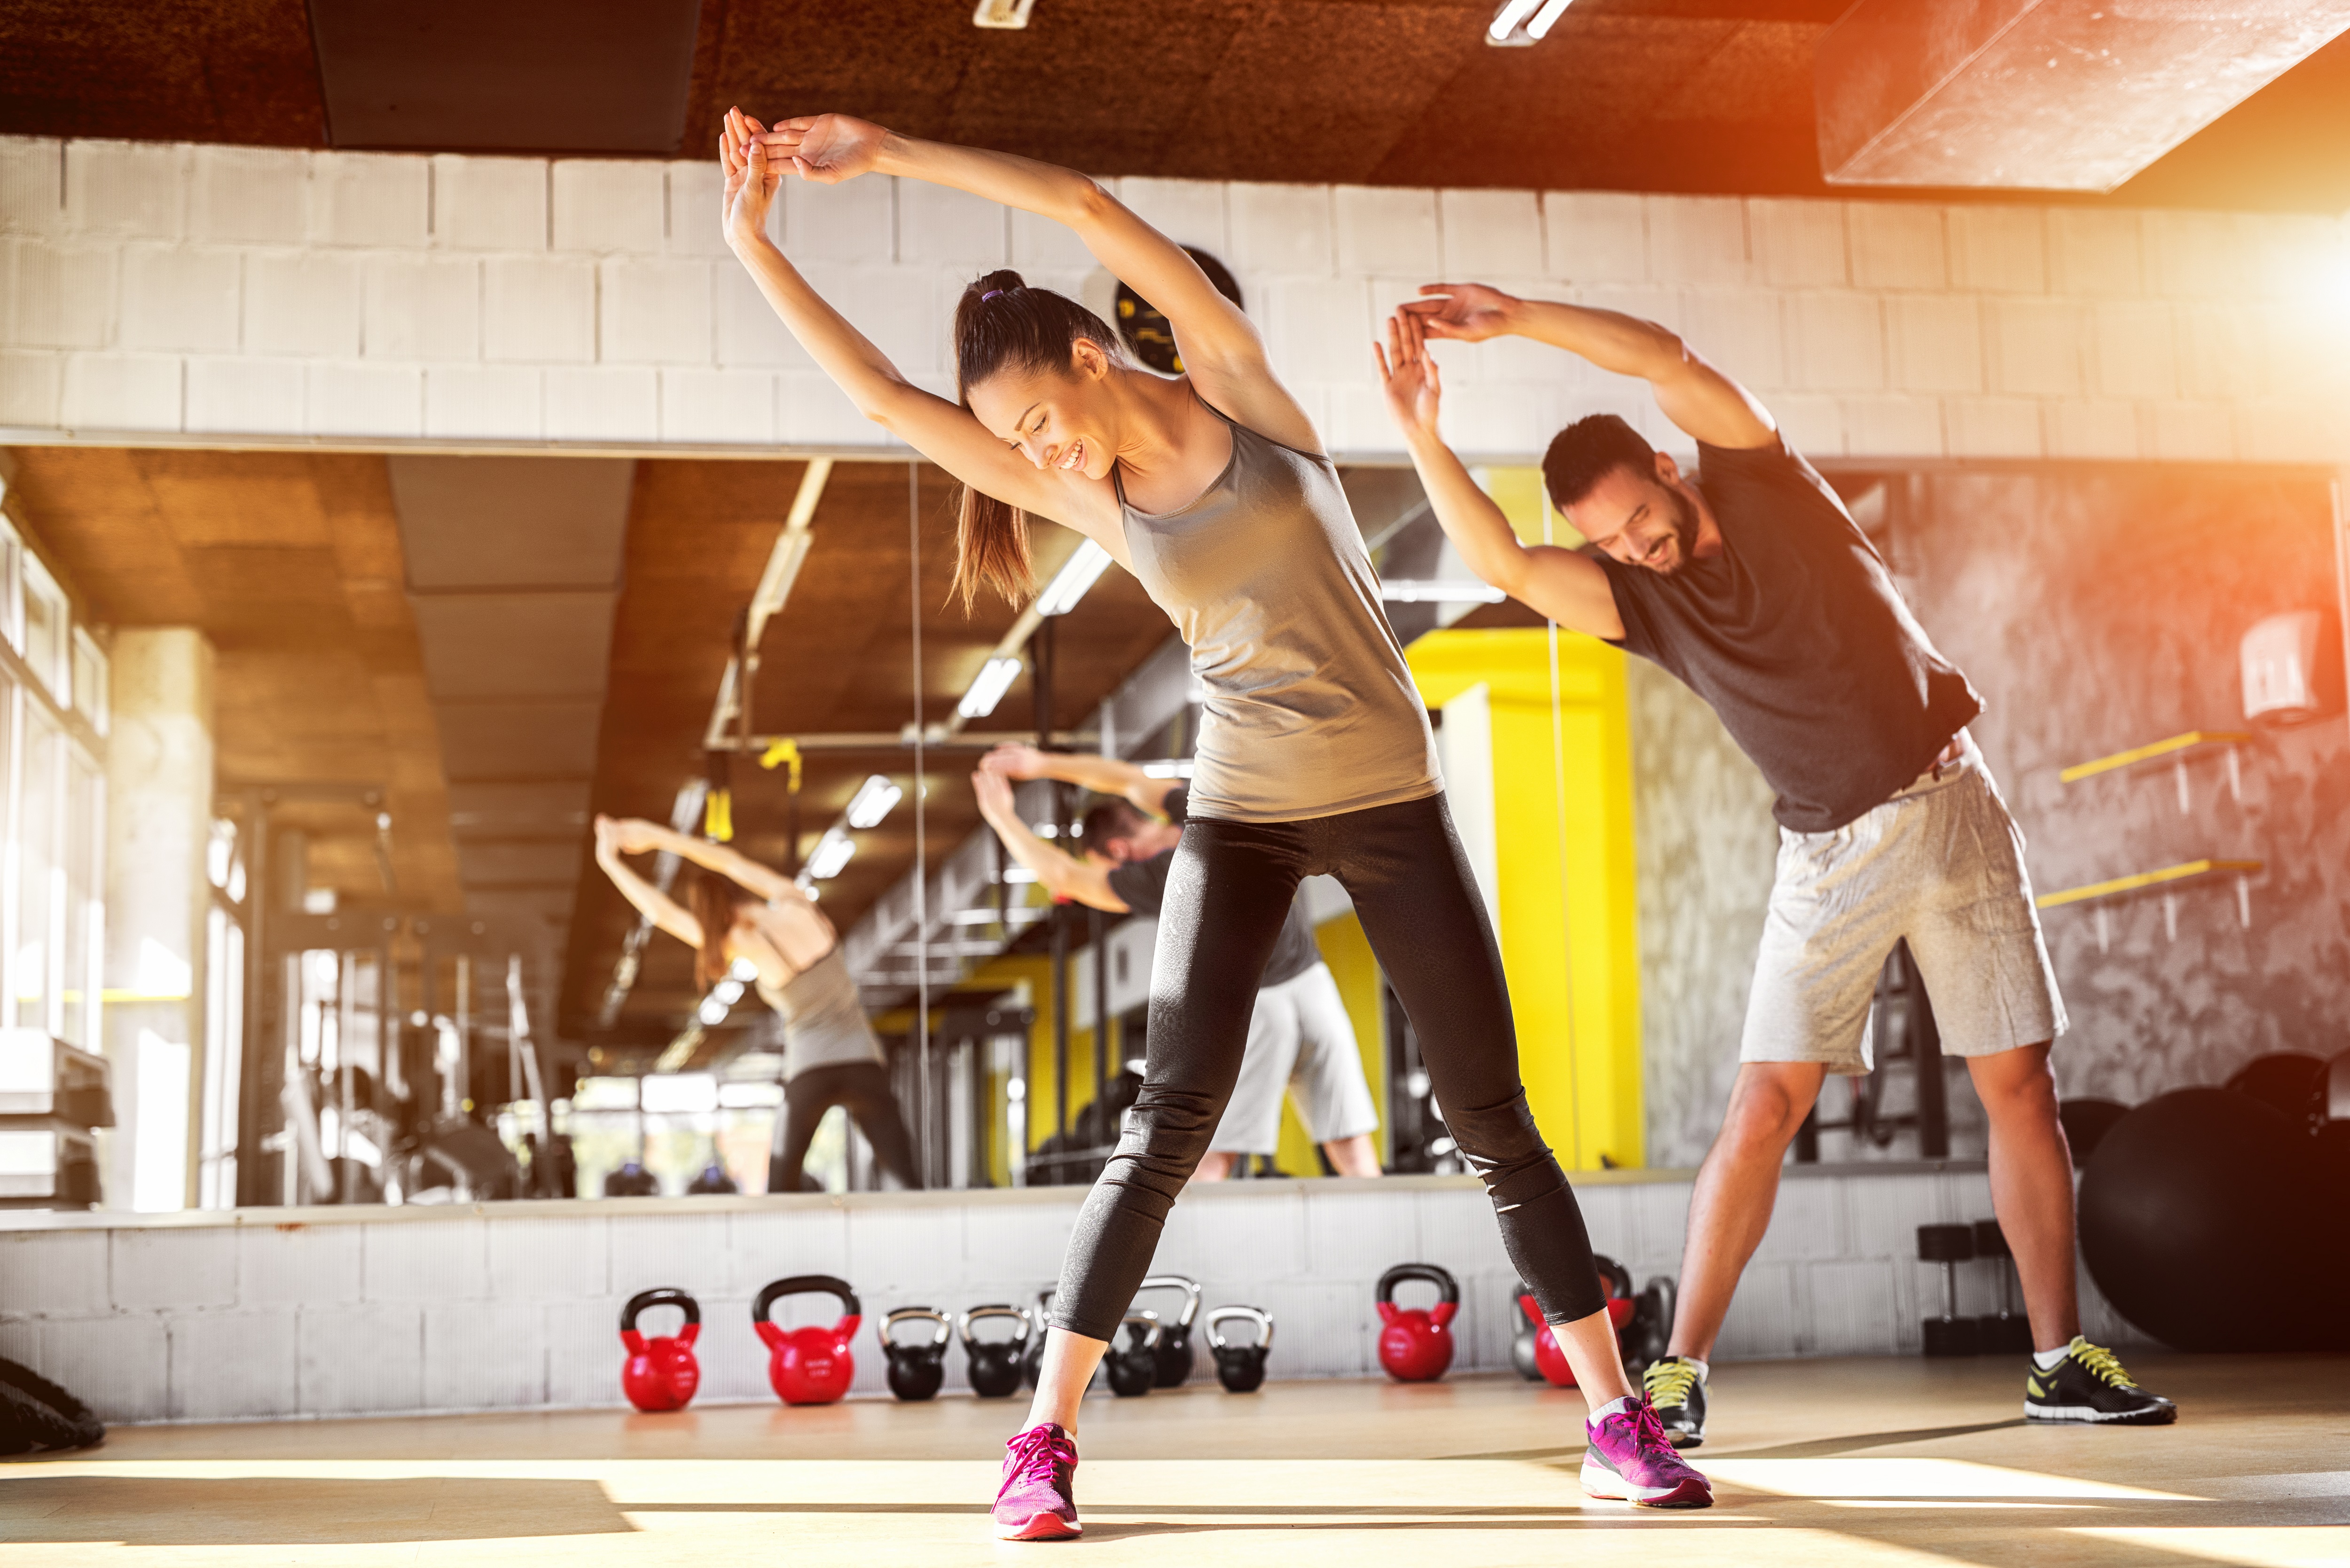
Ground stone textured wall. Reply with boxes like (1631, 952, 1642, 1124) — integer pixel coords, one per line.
(1909, 467, 2350, 1101)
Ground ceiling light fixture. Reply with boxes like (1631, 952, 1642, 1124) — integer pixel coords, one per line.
(1381, 579, 1508, 604)
(804, 825, 856, 881)
(972, 0, 1037, 28)
(1527, 0, 1574, 39)
(957, 655, 1023, 719)
(1035, 540, 1113, 617)
(844, 773, 903, 830)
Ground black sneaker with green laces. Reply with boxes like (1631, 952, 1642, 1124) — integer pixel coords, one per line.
(2023, 1337, 2177, 1425)
(1640, 1356, 1707, 1449)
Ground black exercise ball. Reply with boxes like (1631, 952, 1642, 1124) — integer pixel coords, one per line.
(2057, 1098, 2131, 1168)
(2078, 1088, 2343, 1352)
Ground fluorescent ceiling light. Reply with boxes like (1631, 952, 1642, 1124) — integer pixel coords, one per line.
(845, 774, 903, 830)
(1488, 0, 1541, 43)
(972, 0, 1036, 26)
(1003, 865, 1039, 884)
(805, 825, 855, 881)
(1526, 0, 1573, 39)
(958, 655, 1023, 719)
(1036, 540, 1113, 617)
(1141, 760, 1195, 778)
(1381, 579, 1508, 604)
(697, 995, 730, 1026)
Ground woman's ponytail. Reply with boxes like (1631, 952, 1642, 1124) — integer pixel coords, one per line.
(949, 267, 1128, 611)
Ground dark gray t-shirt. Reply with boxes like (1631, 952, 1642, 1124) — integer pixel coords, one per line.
(1104, 787, 1321, 988)
(1596, 436, 1981, 833)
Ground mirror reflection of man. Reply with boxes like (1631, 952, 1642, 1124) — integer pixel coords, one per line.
(972, 745, 1382, 1181)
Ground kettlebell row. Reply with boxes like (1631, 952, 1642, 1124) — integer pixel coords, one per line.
(618, 1271, 1274, 1410)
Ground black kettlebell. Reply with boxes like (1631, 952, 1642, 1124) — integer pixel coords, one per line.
(1106, 1312, 1161, 1397)
(960, 1304, 1031, 1400)
(1135, 1274, 1202, 1387)
(1509, 1277, 1543, 1382)
(1021, 1290, 1053, 1390)
(880, 1307, 950, 1402)
(1205, 1305, 1273, 1393)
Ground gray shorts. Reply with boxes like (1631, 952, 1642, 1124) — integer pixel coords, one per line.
(1741, 742, 2067, 1075)
(1211, 961, 1382, 1153)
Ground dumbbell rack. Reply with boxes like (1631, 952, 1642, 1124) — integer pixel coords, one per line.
(0, 1031, 111, 1209)
(1917, 1220, 2035, 1356)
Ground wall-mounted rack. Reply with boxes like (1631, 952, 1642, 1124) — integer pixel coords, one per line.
(2060, 729, 2249, 813)
(2038, 856, 2264, 950)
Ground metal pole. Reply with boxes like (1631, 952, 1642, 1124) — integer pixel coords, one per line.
(1091, 907, 1108, 1110)
(910, 460, 930, 1188)
(235, 795, 270, 1206)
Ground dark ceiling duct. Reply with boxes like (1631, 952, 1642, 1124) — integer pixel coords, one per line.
(308, 0, 700, 153)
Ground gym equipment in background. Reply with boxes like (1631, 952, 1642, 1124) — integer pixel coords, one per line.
(0, 1034, 110, 1210)
(2080, 1087, 2345, 1351)
(961, 1305, 1031, 1399)
(1620, 1277, 1675, 1376)
(1918, 1224, 1979, 1356)
(879, 1307, 950, 1402)
(2226, 1053, 2326, 1122)
(1205, 1306, 1273, 1393)
(2057, 1098, 2131, 1168)
(753, 1276, 862, 1405)
(1513, 1258, 1638, 1388)
(1021, 1289, 1053, 1390)
(1971, 1219, 2034, 1353)
(618, 1288, 702, 1412)
(0, 1356, 104, 1455)
(1106, 1313, 1161, 1397)
(1510, 1278, 1542, 1382)
(1375, 1262, 1459, 1382)
(1134, 1274, 1202, 1386)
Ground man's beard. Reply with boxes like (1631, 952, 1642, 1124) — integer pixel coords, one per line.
(1654, 486, 1700, 573)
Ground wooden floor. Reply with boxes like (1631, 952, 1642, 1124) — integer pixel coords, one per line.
(4, 1355, 2344, 1566)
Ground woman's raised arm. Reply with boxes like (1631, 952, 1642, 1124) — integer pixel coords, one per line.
(719, 110, 1085, 529)
(761, 115, 1319, 455)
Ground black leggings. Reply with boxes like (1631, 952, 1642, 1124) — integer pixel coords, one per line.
(1050, 791, 1605, 1339)
(769, 1061, 924, 1193)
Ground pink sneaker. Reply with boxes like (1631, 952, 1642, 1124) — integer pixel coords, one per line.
(994, 1422, 1081, 1540)
(1581, 1395, 1713, 1508)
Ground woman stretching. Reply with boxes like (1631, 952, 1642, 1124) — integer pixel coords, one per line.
(592, 814, 921, 1193)
(718, 107, 1708, 1531)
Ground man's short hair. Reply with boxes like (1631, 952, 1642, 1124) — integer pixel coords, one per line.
(1542, 413, 1657, 512)
(1080, 798, 1146, 853)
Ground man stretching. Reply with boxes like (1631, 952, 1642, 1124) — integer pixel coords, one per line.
(972, 744, 1383, 1180)
(1376, 285, 2173, 1441)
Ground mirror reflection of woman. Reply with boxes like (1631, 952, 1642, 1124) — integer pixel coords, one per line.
(592, 814, 921, 1194)
(718, 105, 1709, 1534)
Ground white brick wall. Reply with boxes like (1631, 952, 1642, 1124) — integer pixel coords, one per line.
(0, 1166, 2146, 1425)
(0, 133, 2342, 463)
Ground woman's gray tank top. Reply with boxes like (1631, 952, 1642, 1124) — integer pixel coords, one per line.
(752, 945, 884, 1082)
(1115, 406, 1440, 823)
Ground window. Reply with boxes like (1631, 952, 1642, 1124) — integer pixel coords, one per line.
(15, 703, 61, 1036)
(70, 630, 107, 737)
(19, 554, 65, 703)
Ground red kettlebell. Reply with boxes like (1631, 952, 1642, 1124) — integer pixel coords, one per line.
(619, 1288, 702, 1411)
(1520, 1255, 1639, 1388)
(1376, 1262, 1459, 1382)
(753, 1275, 862, 1406)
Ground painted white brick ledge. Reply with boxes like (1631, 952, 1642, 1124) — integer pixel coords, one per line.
(2, 136, 2345, 465)
(0, 1167, 2149, 1424)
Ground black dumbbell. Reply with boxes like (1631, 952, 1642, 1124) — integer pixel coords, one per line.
(1205, 1305, 1273, 1393)
(881, 1307, 951, 1402)
(1106, 1312, 1160, 1397)
(1971, 1219, 2036, 1353)
(1135, 1274, 1202, 1387)
(1918, 1223, 1980, 1356)
(960, 1304, 1031, 1399)
(1621, 1276, 1675, 1376)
